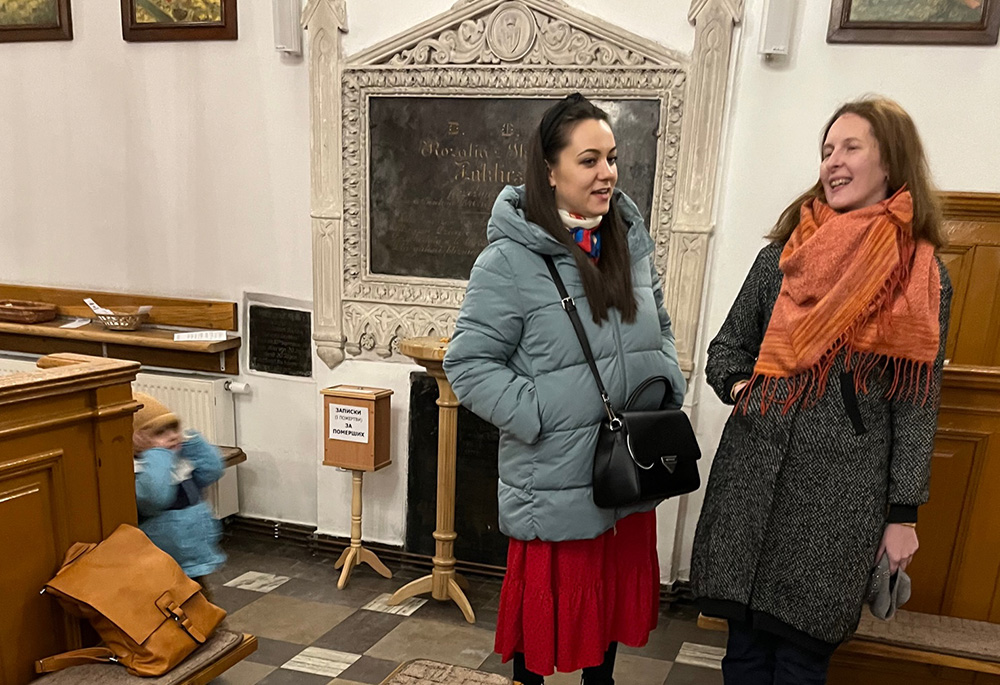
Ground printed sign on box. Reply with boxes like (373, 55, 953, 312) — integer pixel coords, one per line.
(329, 404, 369, 443)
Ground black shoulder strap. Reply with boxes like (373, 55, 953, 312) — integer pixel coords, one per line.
(542, 256, 619, 423)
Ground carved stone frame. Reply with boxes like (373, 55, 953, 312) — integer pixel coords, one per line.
(304, 0, 745, 372)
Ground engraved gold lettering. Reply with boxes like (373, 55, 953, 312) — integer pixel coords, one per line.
(507, 142, 526, 158)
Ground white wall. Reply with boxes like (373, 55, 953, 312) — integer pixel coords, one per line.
(0, 1, 311, 300)
(3, 0, 998, 582)
(0, 0, 319, 529)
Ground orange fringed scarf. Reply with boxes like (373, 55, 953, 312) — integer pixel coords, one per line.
(746, 187, 941, 414)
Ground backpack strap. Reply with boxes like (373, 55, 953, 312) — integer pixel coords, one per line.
(35, 647, 118, 673)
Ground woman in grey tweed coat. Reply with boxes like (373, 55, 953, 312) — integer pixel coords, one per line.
(691, 98, 953, 684)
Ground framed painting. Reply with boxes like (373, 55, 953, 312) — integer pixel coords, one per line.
(0, 0, 72, 43)
(828, 0, 1000, 44)
(121, 0, 237, 42)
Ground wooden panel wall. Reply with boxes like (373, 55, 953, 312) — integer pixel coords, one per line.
(905, 367, 1000, 621)
(940, 193, 1000, 366)
(901, 194, 1000, 624)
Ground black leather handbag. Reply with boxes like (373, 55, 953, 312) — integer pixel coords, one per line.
(544, 256, 702, 508)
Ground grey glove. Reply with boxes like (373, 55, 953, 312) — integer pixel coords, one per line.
(866, 553, 911, 620)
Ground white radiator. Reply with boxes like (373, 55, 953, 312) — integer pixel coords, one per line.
(0, 356, 240, 518)
(133, 374, 235, 445)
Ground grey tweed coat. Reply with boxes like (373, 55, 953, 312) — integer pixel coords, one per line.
(691, 242, 952, 650)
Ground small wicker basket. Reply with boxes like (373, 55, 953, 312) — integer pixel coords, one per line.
(95, 309, 148, 331)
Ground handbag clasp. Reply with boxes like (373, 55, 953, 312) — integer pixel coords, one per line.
(661, 455, 678, 473)
(600, 392, 621, 429)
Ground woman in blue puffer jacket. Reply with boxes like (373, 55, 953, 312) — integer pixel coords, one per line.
(443, 93, 687, 685)
(133, 392, 225, 590)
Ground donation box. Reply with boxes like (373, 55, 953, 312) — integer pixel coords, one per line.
(321, 384, 393, 471)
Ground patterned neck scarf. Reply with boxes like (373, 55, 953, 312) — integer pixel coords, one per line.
(746, 187, 941, 414)
(559, 209, 602, 263)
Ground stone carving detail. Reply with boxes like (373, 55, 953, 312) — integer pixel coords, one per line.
(305, 0, 349, 368)
(529, 14, 645, 66)
(486, 2, 537, 61)
(343, 302, 458, 360)
(663, 231, 709, 373)
(662, 0, 745, 372)
(390, 19, 491, 66)
(390, 2, 650, 66)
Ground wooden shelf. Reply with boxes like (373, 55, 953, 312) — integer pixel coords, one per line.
(0, 318, 240, 353)
(0, 283, 237, 330)
(219, 446, 247, 469)
(0, 284, 241, 375)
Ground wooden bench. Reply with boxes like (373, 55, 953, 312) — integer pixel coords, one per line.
(32, 631, 258, 685)
(698, 612, 1000, 684)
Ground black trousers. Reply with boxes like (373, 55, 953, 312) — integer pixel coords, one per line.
(721, 621, 831, 685)
(513, 642, 617, 685)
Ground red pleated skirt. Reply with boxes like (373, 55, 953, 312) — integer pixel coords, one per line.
(494, 510, 660, 675)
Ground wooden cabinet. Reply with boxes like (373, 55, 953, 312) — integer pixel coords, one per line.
(0, 354, 140, 685)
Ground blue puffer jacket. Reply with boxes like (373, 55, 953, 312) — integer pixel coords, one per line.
(134, 432, 226, 578)
(443, 185, 687, 542)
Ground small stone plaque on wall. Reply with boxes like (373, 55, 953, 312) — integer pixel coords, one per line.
(248, 305, 312, 377)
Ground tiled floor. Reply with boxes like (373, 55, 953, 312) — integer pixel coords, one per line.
(207, 532, 727, 685)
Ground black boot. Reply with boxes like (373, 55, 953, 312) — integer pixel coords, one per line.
(581, 642, 617, 685)
(513, 653, 544, 685)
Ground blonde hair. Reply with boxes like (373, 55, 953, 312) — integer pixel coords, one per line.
(767, 97, 946, 248)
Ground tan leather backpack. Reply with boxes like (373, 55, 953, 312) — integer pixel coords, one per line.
(36, 524, 226, 677)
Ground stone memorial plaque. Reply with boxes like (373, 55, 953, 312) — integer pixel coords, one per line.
(369, 96, 661, 281)
(248, 305, 312, 377)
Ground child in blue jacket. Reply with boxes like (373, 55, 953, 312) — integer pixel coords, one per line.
(133, 392, 226, 591)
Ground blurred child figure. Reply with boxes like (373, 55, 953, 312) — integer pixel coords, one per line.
(133, 392, 226, 594)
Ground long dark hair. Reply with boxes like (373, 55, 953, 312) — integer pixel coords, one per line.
(768, 96, 945, 248)
(524, 94, 637, 324)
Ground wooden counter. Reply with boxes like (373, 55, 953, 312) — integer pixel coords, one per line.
(0, 353, 141, 685)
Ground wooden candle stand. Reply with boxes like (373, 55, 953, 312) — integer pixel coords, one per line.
(387, 337, 475, 623)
